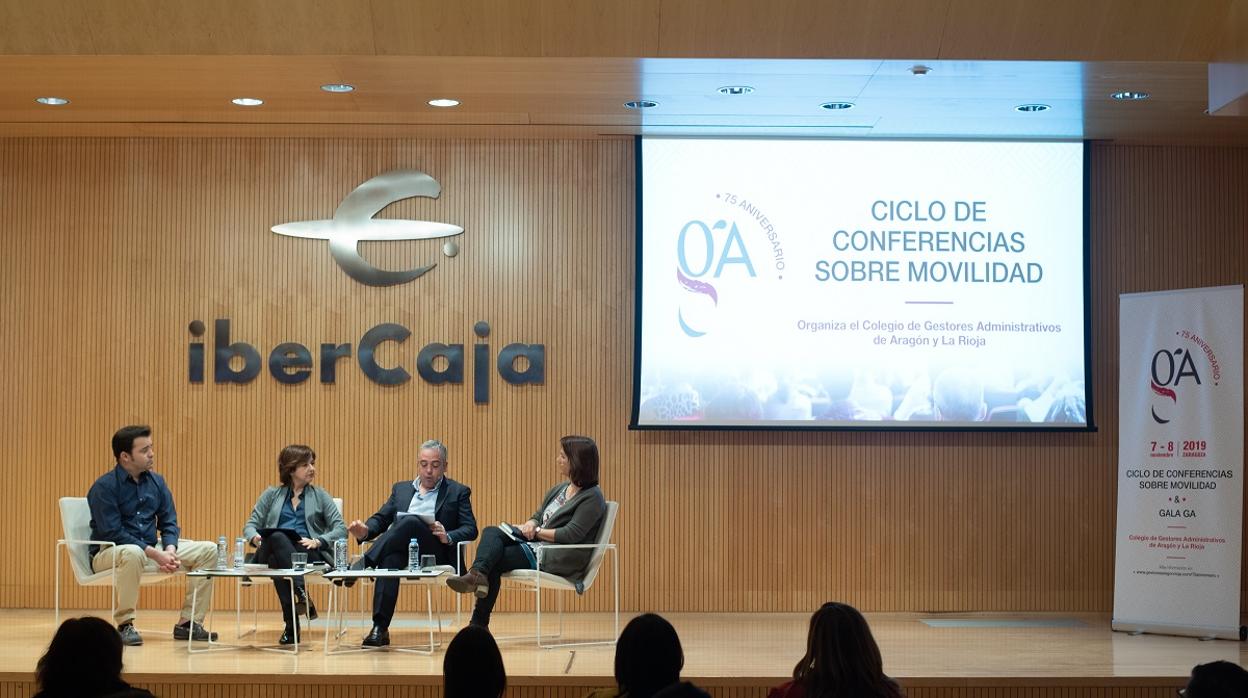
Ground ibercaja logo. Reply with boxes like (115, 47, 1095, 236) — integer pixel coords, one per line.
(1149, 329, 1224, 424)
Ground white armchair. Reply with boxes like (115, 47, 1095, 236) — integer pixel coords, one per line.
(55, 496, 184, 626)
(499, 500, 619, 648)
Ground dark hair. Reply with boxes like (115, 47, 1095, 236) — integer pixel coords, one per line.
(561, 435, 600, 488)
(111, 425, 151, 461)
(443, 624, 506, 698)
(277, 445, 316, 487)
(615, 613, 684, 698)
(37, 616, 128, 696)
(1186, 660, 1248, 698)
(792, 602, 904, 698)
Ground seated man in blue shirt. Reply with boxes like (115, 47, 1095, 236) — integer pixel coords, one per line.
(87, 425, 219, 646)
(346, 439, 478, 647)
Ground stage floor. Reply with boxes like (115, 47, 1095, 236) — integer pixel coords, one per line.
(3, 609, 1245, 696)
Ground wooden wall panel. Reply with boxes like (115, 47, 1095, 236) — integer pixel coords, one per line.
(0, 139, 1245, 616)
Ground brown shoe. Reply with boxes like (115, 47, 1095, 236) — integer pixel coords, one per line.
(446, 569, 489, 598)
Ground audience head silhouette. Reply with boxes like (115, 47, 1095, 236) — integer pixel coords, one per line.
(615, 613, 685, 698)
(653, 681, 712, 697)
(1183, 660, 1248, 698)
(791, 602, 904, 698)
(442, 624, 506, 698)
(36, 616, 152, 698)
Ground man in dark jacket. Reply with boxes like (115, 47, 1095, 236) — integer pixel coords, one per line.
(347, 439, 477, 646)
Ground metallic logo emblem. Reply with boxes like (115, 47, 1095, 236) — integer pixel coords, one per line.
(271, 169, 463, 287)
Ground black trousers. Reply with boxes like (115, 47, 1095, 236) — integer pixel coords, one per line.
(364, 516, 451, 628)
(469, 526, 535, 627)
(254, 532, 330, 626)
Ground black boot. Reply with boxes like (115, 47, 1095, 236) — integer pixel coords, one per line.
(294, 584, 318, 620)
(279, 622, 302, 645)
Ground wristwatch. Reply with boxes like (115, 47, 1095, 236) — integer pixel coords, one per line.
(534, 526, 542, 539)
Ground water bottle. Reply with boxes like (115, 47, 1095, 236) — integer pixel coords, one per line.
(407, 538, 420, 571)
(233, 537, 245, 569)
(333, 539, 348, 571)
(216, 536, 228, 569)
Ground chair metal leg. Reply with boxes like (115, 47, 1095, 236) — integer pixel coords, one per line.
(613, 546, 619, 640)
(535, 547, 618, 649)
(54, 545, 62, 626)
(110, 569, 117, 631)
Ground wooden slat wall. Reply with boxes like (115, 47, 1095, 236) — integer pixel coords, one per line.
(0, 139, 1245, 615)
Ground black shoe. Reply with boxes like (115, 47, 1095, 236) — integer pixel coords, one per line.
(293, 586, 319, 621)
(279, 624, 302, 645)
(340, 556, 368, 588)
(117, 623, 143, 646)
(362, 626, 390, 647)
(173, 620, 218, 642)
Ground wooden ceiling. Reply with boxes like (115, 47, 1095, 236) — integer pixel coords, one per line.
(1, 0, 1245, 143)
(0, 0, 1235, 60)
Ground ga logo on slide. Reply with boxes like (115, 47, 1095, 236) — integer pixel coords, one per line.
(675, 219, 756, 337)
(1148, 347, 1201, 424)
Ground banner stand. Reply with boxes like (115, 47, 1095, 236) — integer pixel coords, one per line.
(1112, 285, 1244, 641)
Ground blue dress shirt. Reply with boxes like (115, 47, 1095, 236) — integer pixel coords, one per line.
(277, 491, 311, 539)
(87, 464, 180, 556)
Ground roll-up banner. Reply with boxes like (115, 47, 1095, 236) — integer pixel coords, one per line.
(1113, 285, 1244, 640)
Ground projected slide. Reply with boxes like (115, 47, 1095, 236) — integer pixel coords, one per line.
(634, 138, 1089, 429)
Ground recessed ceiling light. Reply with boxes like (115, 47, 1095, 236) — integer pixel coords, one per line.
(909, 65, 932, 76)
(820, 101, 855, 110)
(717, 85, 754, 96)
(428, 98, 460, 108)
(232, 97, 264, 107)
(1015, 103, 1051, 112)
(35, 96, 69, 106)
(624, 100, 658, 109)
(321, 83, 355, 93)
(1111, 91, 1150, 101)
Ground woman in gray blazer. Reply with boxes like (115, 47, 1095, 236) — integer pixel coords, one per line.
(243, 444, 347, 644)
(447, 435, 606, 628)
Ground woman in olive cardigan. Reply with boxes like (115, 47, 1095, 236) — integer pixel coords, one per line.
(447, 435, 606, 628)
(242, 444, 347, 644)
